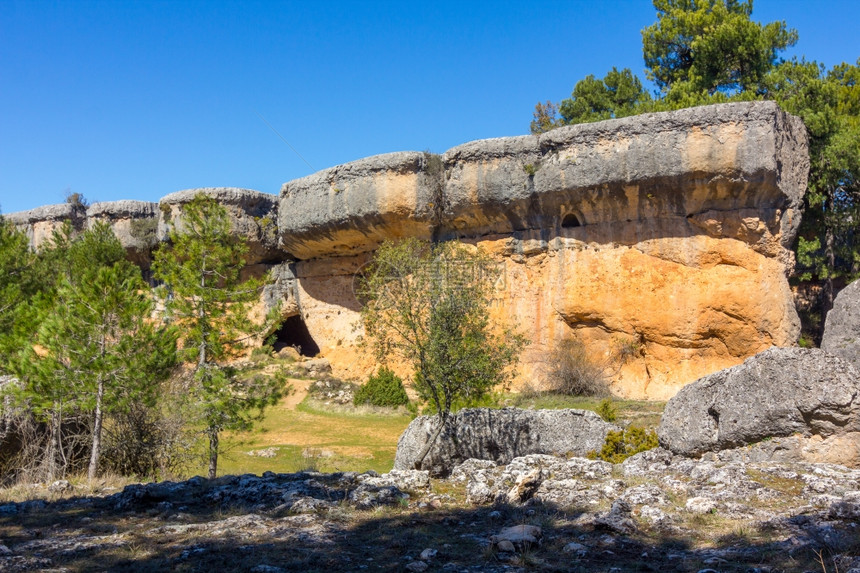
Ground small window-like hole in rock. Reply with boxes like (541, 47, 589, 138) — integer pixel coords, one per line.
(562, 213, 581, 228)
(272, 315, 320, 357)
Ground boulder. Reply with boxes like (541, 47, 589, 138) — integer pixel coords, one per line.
(822, 279, 860, 371)
(393, 408, 617, 476)
(658, 347, 860, 462)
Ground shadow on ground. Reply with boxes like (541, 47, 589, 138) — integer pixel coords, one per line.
(0, 471, 856, 572)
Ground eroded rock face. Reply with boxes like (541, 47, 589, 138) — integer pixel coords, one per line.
(158, 188, 280, 265)
(85, 201, 159, 268)
(393, 408, 618, 476)
(5, 102, 810, 398)
(279, 152, 441, 259)
(822, 279, 860, 371)
(658, 347, 860, 463)
(6, 203, 86, 248)
(280, 101, 809, 398)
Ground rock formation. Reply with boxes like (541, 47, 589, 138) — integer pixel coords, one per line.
(394, 407, 618, 476)
(4, 452, 860, 571)
(6, 101, 810, 398)
(658, 347, 860, 466)
(6, 203, 86, 249)
(822, 278, 860, 371)
(85, 201, 159, 269)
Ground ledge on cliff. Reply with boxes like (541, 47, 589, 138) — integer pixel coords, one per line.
(277, 101, 808, 260)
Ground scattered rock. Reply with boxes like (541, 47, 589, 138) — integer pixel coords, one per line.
(3, 452, 860, 571)
(48, 480, 71, 493)
(595, 499, 637, 535)
(506, 468, 545, 503)
(686, 497, 718, 514)
(405, 560, 428, 572)
(491, 525, 542, 552)
(247, 447, 278, 458)
(359, 469, 430, 491)
(294, 358, 332, 376)
(419, 548, 437, 560)
(562, 541, 588, 556)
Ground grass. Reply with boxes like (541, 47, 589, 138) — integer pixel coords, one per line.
(212, 364, 667, 479)
(506, 393, 665, 430)
(216, 388, 663, 478)
(217, 393, 413, 476)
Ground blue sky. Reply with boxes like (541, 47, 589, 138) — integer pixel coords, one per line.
(1, 0, 858, 214)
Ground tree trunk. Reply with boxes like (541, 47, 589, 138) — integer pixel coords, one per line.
(413, 414, 447, 470)
(824, 223, 836, 314)
(47, 409, 60, 482)
(87, 379, 105, 481)
(208, 431, 219, 479)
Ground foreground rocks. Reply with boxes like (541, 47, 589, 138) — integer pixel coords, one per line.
(1, 452, 859, 572)
(658, 347, 860, 466)
(394, 407, 617, 476)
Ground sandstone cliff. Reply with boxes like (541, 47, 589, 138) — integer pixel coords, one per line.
(6, 101, 809, 399)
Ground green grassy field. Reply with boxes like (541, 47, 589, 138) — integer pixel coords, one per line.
(217, 395, 413, 475)
(214, 384, 664, 477)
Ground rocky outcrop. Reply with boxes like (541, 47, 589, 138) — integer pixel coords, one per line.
(277, 101, 809, 398)
(6, 203, 86, 248)
(658, 347, 860, 465)
(822, 279, 860, 370)
(3, 455, 860, 572)
(158, 188, 280, 265)
(279, 152, 441, 259)
(279, 102, 807, 260)
(85, 201, 159, 268)
(5, 102, 811, 398)
(394, 408, 617, 476)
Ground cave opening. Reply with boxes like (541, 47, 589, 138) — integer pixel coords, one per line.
(272, 315, 320, 357)
(562, 213, 581, 228)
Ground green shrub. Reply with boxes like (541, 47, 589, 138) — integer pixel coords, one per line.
(588, 426, 658, 463)
(596, 398, 617, 422)
(353, 367, 409, 407)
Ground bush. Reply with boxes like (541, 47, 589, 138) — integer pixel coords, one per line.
(353, 367, 409, 407)
(545, 336, 609, 396)
(596, 398, 617, 422)
(588, 426, 659, 463)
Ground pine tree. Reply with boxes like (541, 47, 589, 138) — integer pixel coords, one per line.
(0, 215, 39, 371)
(14, 223, 176, 480)
(152, 193, 283, 479)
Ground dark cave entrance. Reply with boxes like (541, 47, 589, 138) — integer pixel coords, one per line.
(561, 213, 581, 228)
(272, 315, 320, 357)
